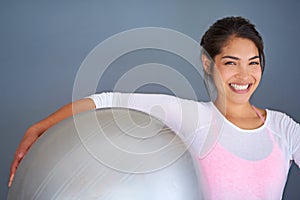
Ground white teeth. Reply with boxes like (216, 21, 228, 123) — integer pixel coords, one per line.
(230, 83, 249, 90)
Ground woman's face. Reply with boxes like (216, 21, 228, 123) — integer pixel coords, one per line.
(213, 37, 262, 105)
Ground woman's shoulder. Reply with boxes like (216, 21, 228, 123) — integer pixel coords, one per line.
(266, 108, 294, 122)
(266, 109, 300, 158)
(265, 108, 299, 134)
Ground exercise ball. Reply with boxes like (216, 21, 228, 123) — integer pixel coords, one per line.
(8, 108, 202, 199)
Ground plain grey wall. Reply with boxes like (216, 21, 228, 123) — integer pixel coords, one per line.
(1, 0, 300, 199)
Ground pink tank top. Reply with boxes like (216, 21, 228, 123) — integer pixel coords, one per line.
(197, 106, 286, 199)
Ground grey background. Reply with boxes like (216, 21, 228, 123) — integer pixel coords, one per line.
(1, 0, 300, 199)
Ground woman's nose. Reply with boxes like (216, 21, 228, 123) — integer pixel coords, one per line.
(235, 65, 250, 79)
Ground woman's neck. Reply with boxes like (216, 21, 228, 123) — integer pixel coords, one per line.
(213, 98, 266, 130)
(213, 98, 254, 118)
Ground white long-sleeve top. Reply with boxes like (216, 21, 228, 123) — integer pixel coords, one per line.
(88, 92, 300, 200)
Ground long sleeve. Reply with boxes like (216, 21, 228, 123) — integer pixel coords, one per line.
(269, 110, 300, 167)
(87, 92, 211, 147)
(283, 114, 300, 167)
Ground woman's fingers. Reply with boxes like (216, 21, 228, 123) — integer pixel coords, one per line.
(8, 134, 38, 187)
(8, 152, 23, 187)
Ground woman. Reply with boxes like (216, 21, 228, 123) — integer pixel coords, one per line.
(9, 16, 300, 199)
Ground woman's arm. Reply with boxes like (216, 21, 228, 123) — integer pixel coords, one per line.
(8, 98, 95, 187)
(9, 92, 204, 187)
(284, 115, 300, 167)
(89, 92, 206, 142)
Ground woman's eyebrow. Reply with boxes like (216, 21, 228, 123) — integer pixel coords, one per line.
(249, 56, 260, 60)
(221, 56, 239, 60)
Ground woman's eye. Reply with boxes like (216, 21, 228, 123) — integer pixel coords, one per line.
(225, 61, 235, 65)
(249, 61, 260, 65)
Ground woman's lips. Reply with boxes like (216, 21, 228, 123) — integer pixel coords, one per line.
(229, 83, 252, 94)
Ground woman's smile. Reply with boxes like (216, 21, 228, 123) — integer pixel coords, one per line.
(229, 83, 252, 94)
(213, 37, 262, 105)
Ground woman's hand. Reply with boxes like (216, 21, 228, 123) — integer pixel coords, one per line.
(7, 98, 96, 187)
(8, 125, 43, 187)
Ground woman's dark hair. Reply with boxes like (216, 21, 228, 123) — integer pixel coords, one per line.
(201, 16, 265, 72)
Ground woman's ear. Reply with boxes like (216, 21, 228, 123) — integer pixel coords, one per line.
(201, 54, 212, 74)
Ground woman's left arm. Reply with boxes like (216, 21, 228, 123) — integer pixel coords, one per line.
(283, 114, 300, 166)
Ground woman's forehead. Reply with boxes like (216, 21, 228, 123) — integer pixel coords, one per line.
(218, 37, 259, 58)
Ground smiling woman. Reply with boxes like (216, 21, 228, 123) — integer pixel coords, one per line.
(201, 17, 265, 130)
(8, 16, 300, 200)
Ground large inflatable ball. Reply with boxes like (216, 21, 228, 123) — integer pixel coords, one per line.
(8, 108, 202, 199)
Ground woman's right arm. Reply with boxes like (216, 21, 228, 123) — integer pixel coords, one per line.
(9, 92, 202, 187)
(8, 98, 96, 187)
